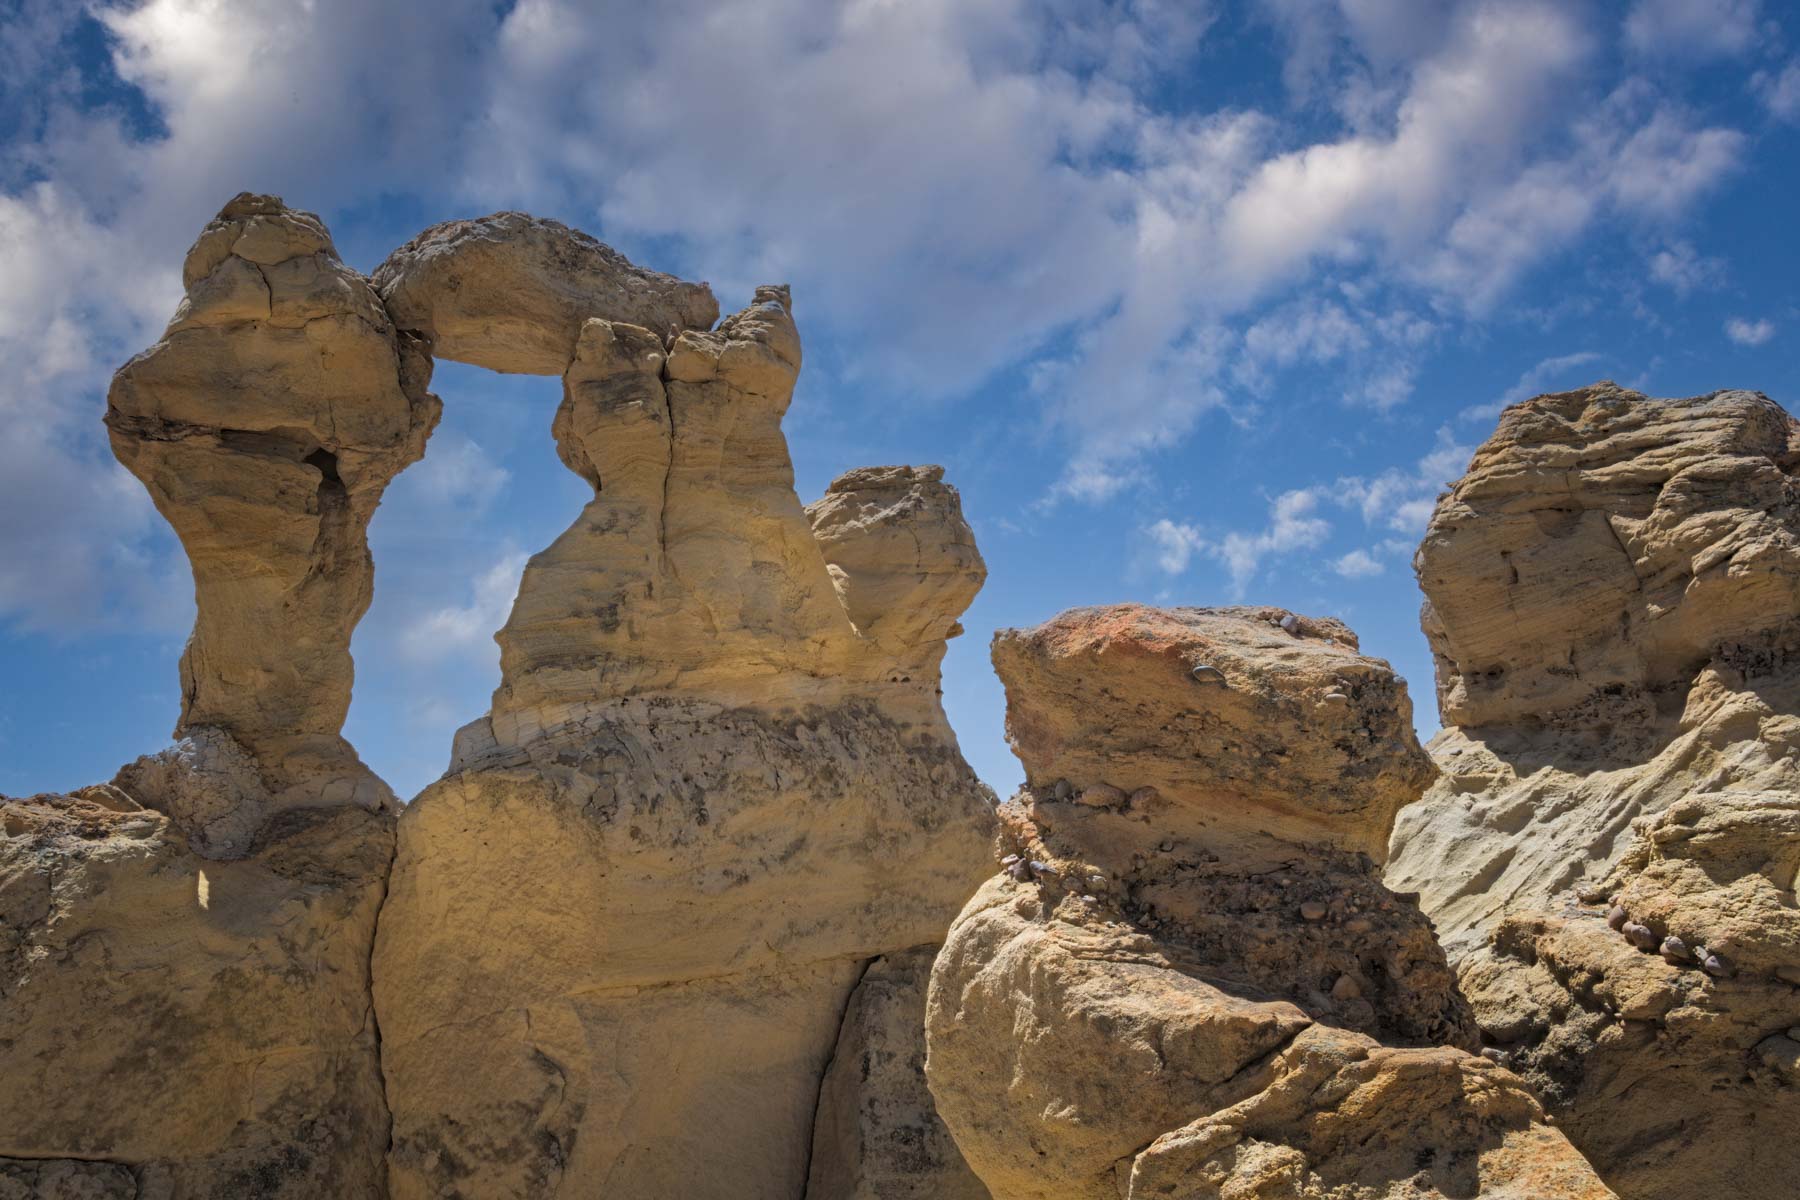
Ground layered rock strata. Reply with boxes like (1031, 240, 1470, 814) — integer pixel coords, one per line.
(1386, 384, 1800, 1199)
(371, 266, 994, 1195)
(926, 604, 1613, 1200)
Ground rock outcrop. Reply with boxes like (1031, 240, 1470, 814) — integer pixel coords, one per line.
(926, 605, 1612, 1200)
(371, 260, 994, 1195)
(373, 212, 719, 375)
(1386, 384, 1800, 1199)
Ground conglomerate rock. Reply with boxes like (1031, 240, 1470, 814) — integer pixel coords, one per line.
(1386, 384, 1800, 1199)
(926, 604, 1611, 1200)
(373, 283, 994, 1199)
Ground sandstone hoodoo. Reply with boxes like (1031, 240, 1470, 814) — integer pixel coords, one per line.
(1, 193, 995, 1199)
(925, 604, 1613, 1200)
(369, 248, 995, 1193)
(1386, 383, 1800, 1200)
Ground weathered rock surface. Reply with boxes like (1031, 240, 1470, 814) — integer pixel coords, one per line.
(0, 788, 392, 1198)
(373, 211, 720, 375)
(2, 195, 423, 1194)
(106, 192, 438, 808)
(927, 604, 1610, 1200)
(807, 949, 990, 1200)
(1387, 384, 1800, 1199)
(374, 285, 994, 1198)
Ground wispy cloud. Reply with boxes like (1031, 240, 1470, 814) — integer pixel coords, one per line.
(1461, 351, 1604, 422)
(1725, 316, 1776, 346)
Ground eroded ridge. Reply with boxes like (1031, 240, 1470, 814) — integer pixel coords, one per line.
(1386, 383, 1800, 1199)
(925, 605, 1612, 1200)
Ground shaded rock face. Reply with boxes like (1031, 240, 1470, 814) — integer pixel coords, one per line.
(926, 605, 1611, 1200)
(0, 788, 392, 1198)
(371, 281, 995, 1191)
(373, 211, 720, 374)
(1387, 383, 1800, 1199)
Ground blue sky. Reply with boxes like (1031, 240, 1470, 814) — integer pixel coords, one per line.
(2, 0, 1796, 800)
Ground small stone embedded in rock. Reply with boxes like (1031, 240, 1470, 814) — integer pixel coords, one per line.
(1300, 900, 1329, 921)
(1622, 921, 1659, 951)
(1660, 935, 1691, 963)
(1078, 783, 1126, 808)
(1607, 905, 1629, 931)
(1330, 974, 1363, 1000)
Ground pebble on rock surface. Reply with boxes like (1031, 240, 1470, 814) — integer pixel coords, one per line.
(1701, 952, 1734, 978)
(1191, 664, 1227, 685)
(1622, 922, 1659, 951)
(1300, 901, 1328, 921)
(1660, 935, 1691, 962)
(1607, 905, 1629, 931)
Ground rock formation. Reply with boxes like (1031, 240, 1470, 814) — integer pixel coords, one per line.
(2, 195, 427, 1194)
(3, 194, 994, 1198)
(926, 605, 1613, 1200)
(369, 229, 994, 1197)
(373, 212, 719, 375)
(1386, 384, 1800, 1199)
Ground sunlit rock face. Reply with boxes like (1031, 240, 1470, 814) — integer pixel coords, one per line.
(1387, 383, 1800, 1200)
(373, 272, 994, 1196)
(925, 604, 1612, 1200)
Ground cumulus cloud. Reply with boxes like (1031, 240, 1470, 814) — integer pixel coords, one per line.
(1756, 62, 1800, 122)
(0, 0, 1764, 634)
(1333, 427, 1474, 534)
(1332, 548, 1385, 578)
(1147, 489, 1331, 597)
(1726, 317, 1776, 346)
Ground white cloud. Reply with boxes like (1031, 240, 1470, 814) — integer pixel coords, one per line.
(1332, 548, 1385, 577)
(409, 434, 511, 511)
(1333, 427, 1474, 534)
(1725, 317, 1775, 346)
(399, 548, 530, 666)
(0, 0, 1766, 635)
(1648, 240, 1725, 294)
(1461, 350, 1604, 422)
(1147, 489, 1331, 597)
(1755, 62, 1800, 122)
(1625, 0, 1761, 60)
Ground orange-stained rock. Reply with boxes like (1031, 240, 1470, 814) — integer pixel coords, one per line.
(926, 605, 1609, 1200)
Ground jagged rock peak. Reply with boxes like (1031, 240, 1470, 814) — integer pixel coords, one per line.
(1417, 381, 1800, 730)
(373, 209, 720, 374)
(925, 604, 1609, 1200)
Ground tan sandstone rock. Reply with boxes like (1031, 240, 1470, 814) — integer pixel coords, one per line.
(374, 283, 994, 1199)
(373, 211, 720, 374)
(1386, 383, 1800, 1199)
(2, 195, 424, 1194)
(926, 604, 1610, 1200)
(0, 788, 392, 1198)
(106, 191, 439, 809)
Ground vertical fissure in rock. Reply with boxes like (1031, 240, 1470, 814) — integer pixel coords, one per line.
(799, 955, 877, 1200)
